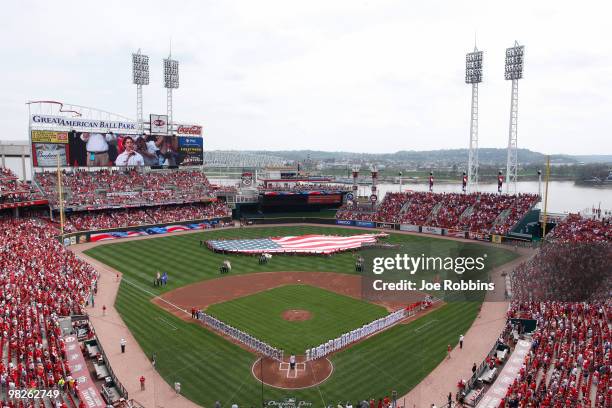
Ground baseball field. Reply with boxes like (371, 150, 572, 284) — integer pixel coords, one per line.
(84, 225, 517, 406)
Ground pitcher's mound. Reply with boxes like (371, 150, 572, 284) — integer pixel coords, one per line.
(282, 309, 313, 321)
(252, 356, 333, 389)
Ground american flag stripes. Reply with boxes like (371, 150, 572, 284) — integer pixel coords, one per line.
(207, 233, 387, 254)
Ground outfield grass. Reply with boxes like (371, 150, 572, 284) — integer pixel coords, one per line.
(207, 285, 388, 354)
(85, 225, 517, 407)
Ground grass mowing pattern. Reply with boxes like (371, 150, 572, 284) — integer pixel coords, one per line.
(207, 285, 388, 354)
(85, 226, 517, 406)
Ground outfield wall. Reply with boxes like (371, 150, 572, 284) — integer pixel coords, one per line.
(244, 217, 538, 245)
(61, 216, 233, 245)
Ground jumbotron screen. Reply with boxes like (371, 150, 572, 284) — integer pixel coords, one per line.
(31, 130, 203, 167)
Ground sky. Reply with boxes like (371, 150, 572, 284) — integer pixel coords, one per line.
(1, 0, 611, 155)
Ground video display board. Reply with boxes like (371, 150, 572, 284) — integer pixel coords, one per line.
(31, 130, 203, 167)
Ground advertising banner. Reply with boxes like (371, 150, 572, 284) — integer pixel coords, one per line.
(355, 221, 375, 228)
(400, 224, 420, 232)
(178, 136, 204, 166)
(469, 231, 491, 242)
(491, 234, 503, 244)
(0, 199, 48, 210)
(31, 114, 138, 133)
(448, 230, 468, 239)
(336, 220, 354, 226)
(307, 194, 341, 204)
(176, 124, 203, 136)
(150, 114, 169, 134)
(32, 143, 69, 167)
(31, 130, 69, 144)
(422, 226, 443, 235)
(377, 223, 395, 229)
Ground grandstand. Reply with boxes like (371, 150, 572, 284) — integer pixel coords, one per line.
(336, 191, 540, 236)
(0, 167, 46, 207)
(453, 216, 611, 407)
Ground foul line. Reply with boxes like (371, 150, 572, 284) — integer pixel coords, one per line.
(122, 277, 190, 316)
(415, 319, 439, 333)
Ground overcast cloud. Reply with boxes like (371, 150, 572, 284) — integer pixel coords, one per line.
(0, 0, 611, 155)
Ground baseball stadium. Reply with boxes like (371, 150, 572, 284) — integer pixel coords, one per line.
(1, 4, 611, 408)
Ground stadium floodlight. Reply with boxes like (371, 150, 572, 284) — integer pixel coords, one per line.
(465, 50, 483, 84)
(132, 51, 149, 132)
(132, 52, 150, 85)
(465, 47, 483, 193)
(504, 44, 524, 80)
(164, 57, 179, 135)
(504, 41, 525, 194)
(163, 58, 179, 89)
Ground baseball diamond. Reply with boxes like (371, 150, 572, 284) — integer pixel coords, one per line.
(83, 225, 519, 406)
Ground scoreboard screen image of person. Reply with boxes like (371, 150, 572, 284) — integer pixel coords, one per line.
(31, 130, 203, 167)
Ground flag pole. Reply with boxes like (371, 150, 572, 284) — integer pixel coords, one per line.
(541, 156, 550, 241)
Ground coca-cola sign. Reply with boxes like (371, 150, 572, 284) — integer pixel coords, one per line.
(177, 125, 202, 136)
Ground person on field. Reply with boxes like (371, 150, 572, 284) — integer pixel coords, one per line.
(289, 354, 296, 370)
(459, 334, 464, 349)
(139, 375, 145, 391)
(447, 344, 452, 359)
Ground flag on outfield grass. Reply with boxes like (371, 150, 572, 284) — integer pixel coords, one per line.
(207, 233, 387, 254)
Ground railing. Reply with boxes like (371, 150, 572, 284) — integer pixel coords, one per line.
(87, 322, 129, 400)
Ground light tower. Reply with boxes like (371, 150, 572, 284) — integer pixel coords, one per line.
(504, 41, 525, 194)
(163, 55, 179, 134)
(465, 47, 483, 193)
(132, 51, 149, 132)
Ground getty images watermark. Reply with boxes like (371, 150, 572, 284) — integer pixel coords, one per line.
(369, 253, 494, 292)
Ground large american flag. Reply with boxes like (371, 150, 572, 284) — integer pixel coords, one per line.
(207, 233, 387, 254)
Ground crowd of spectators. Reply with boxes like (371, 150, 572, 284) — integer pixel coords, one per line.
(549, 214, 612, 243)
(336, 191, 539, 235)
(0, 217, 98, 407)
(35, 169, 213, 208)
(0, 168, 44, 204)
(63, 202, 232, 233)
(500, 301, 611, 407)
(457, 229, 610, 407)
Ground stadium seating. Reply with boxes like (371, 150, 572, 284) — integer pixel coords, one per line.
(458, 228, 611, 407)
(34, 168, 214, 208)
(550, 213, 611, 242)
(335, 191, 540, 235)
(62, 202, 232, 233)
(0, 167, 44, 204)
(0, 217, 98, 407)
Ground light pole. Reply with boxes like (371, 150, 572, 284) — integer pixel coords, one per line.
(164, 56, 180, 135)
(132, 51, 149, 133)
(465, 47, 483, 193)
(504, 41, 525, 194)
